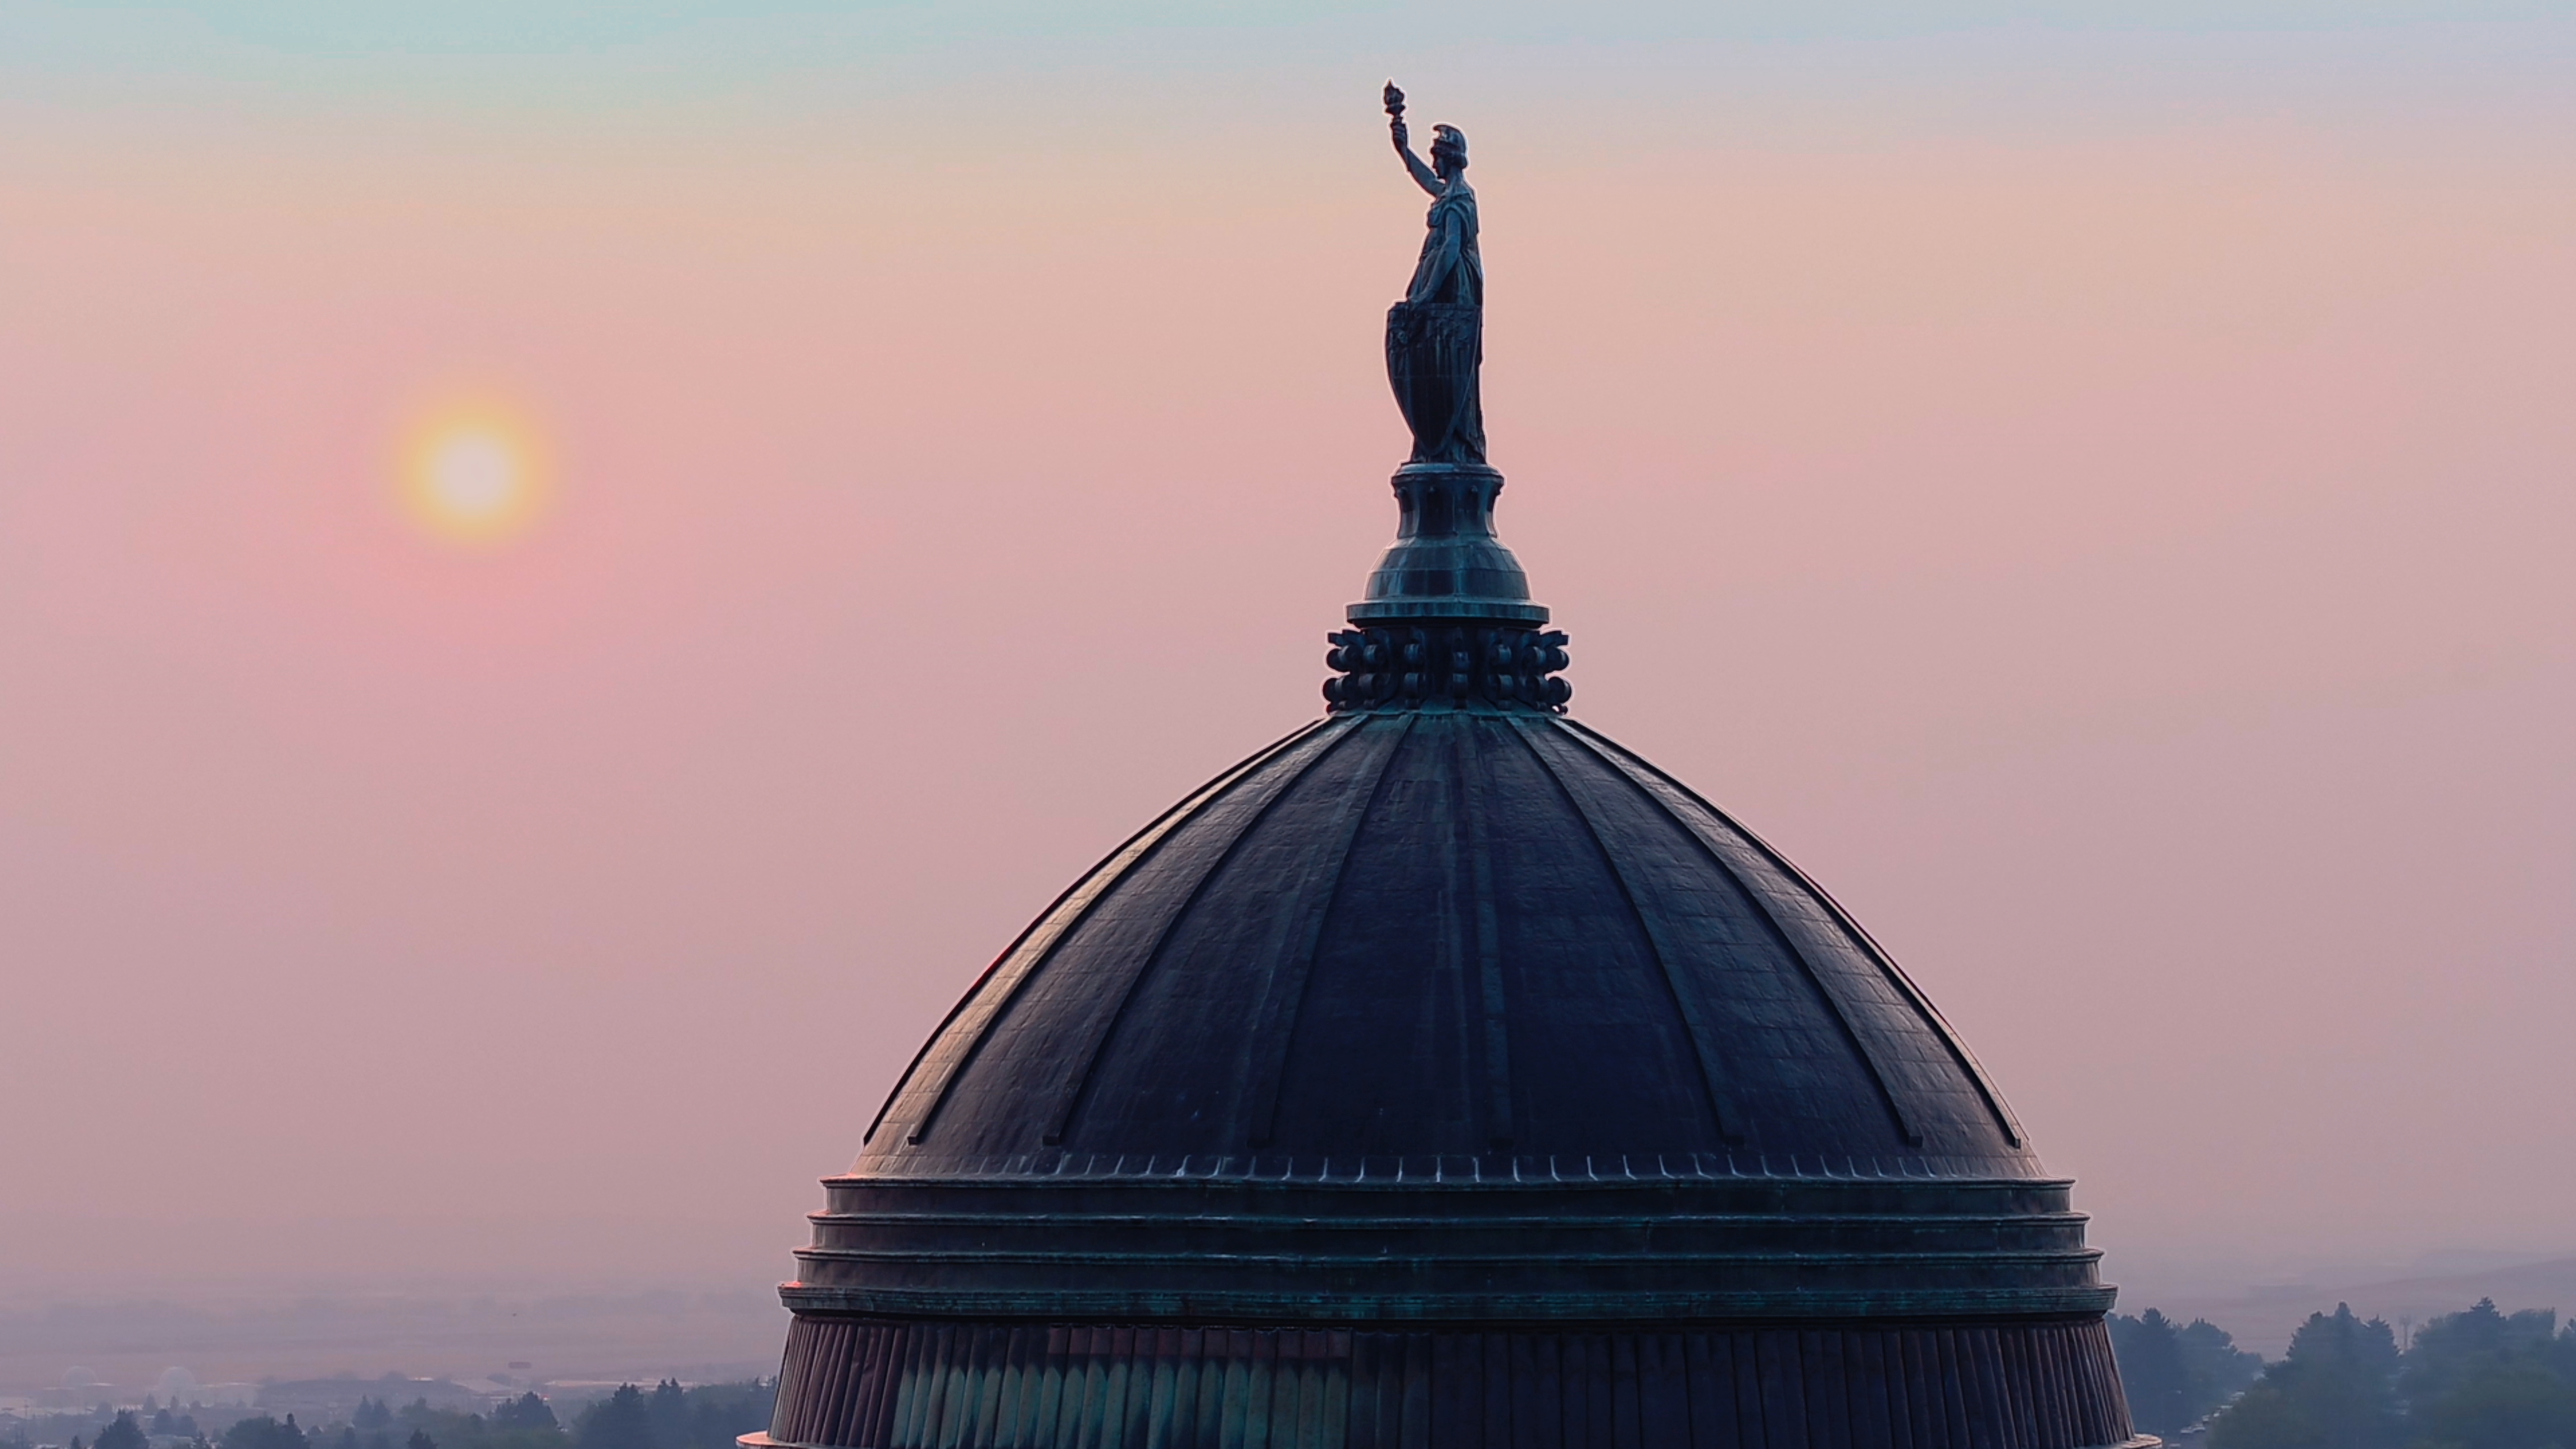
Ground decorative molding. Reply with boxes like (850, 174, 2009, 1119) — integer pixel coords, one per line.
(1324, 624, 1570, 712)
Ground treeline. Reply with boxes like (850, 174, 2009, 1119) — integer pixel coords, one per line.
(220, 1396, 556, 1449)
(2210, 1299, 2576, 1449)
(25, 1410, 169, 1449)
(3, 1408, 186, 1449)
(2110, 1309, 2266, 1435)
(567, 1383, 773, 1449)
(211, 1383, 772, 1449)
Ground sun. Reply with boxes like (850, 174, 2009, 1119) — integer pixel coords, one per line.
(397, 401, 551, 546)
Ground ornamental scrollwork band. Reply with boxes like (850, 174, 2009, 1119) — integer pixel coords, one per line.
(1323, 624, 1571, 712)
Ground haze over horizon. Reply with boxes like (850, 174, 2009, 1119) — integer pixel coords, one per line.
(5, 0, 2572, 1341)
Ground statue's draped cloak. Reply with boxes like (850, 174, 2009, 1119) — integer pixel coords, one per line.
(1406, 186, 1482, 306)
(1389, 183, 1487, 463)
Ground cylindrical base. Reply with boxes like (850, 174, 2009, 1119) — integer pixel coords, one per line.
(761, 1314, 2138, 1449)
(1351, 464, 1548, 626)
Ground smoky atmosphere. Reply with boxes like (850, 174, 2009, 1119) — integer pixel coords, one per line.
(5, 5, 2573, 1449)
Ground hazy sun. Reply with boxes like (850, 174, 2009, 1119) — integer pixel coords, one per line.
(398, 401, 551, 545)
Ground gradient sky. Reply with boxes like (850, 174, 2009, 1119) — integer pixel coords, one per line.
(4, 1, 2573, 1315)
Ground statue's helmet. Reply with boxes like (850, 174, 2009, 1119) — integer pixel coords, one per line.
(1431, 124, 1468, 168)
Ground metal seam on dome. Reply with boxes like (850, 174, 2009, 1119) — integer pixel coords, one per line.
(873, 717, 1348, 1149)
(1040, 717, 1380, 1149)
(865, 720, 1324, 1148)
(1240, 711, 1419, 1151)
(1561, 717, 2028, 1150)
(1502, 716, 1746, 1147)
(1538, 717, 1925, 1149)
(1553, 718, 2027, 1150)
(1781, 867, 2031, 1150)
(1452, 716, 1515, 1151)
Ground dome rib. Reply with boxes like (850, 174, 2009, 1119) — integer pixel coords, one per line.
(1521, 715, 1922, 1148)
(1239, 711, 1419, 1150)
(1043, 715, 1385, 1148)
(853, 708, 2045, 1175)
(937, 717, 1367, 1156)
(868, 717, 1345, 1150)
(1498, 714, 1747, 1146)
(1553, 716, 2027, 1150)
(1446, 715, 1516, 1149)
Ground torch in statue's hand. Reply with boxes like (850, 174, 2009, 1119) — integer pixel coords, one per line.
(1384, 80, 1408, 148)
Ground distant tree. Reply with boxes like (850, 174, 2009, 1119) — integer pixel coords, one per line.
(574, 1388, 650, 1449)
(152, 1411, 177, 1437)
(640, 1380, 774, 1449)
(2290, 1304, 2402, 1380)
(2114, 1311, 2195, 1435)
(2178, 1318, 2266, 1417)
(219, 1418, 307, 1449)
(390, 1398, 569, 1449)
(353, 1403, 391, 1434)
(405, 1430, 435, 1449)
(2405, 1299, 2562, 1404)
(645, 1385, 686, 1449)
(2210, 1304, 2403, 1449)
(333, 1427, 358, 1449)
(2413, 1360, 2576, 1449)
(489, 1397, 555, 1434)
(95, 1413, 146, 1449)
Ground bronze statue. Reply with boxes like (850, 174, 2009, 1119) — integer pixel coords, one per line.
(1384, 83, 1486, 465)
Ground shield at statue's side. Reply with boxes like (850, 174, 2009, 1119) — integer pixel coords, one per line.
(1386, 299, 1485, 464)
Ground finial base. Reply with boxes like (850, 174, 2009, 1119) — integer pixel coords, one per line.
(1332, 462, 1568, 712)
(1347, 463, 1549, 627)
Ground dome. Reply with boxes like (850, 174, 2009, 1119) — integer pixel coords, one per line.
(752, 96, 2137, 1449)
(783, 697, 2115, 1322)
(762, 559, 2134, 1449)
(859, 708, 2034, 1181)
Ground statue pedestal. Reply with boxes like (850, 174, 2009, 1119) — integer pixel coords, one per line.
(1347, 463, 1546, 627)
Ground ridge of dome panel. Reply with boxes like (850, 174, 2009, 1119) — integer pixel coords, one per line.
(1264, 712, 1716, 1159)
(898, 719, 1364, 1162)
(1506, 717, 1929, 1158)
(861, 718, 1351, 1155)
(853, 712, 2043, 1181)
(1551, 718, 2029, 1153)
(1043, 713, 1421, 1157)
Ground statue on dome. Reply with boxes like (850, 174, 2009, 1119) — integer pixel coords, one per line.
(1383, 82, 1486, 465)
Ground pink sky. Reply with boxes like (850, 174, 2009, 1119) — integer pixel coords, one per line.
(3, 11, 2572, 1315)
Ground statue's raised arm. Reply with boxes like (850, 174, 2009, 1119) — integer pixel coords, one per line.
(1385, 83, 1441, 197)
